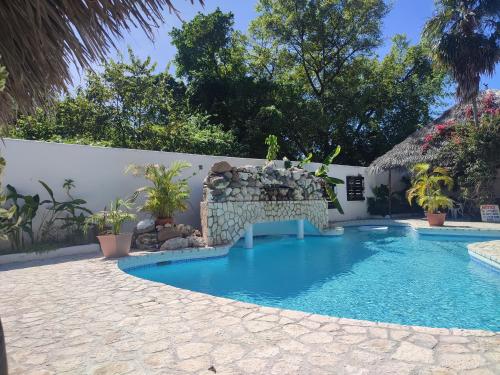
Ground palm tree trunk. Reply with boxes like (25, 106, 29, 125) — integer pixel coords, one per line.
(472, 97, 479, 127)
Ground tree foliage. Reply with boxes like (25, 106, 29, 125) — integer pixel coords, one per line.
(423, 0, 500, 125)
(11, 50, 238, 156)
(436, 93, 500, 215)
(248, 1, 446, 164)
(10, 4, 447, 166)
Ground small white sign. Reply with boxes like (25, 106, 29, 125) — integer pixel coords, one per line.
(480, 205, 500, 223)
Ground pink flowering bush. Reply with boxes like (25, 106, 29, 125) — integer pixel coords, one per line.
(421, 92, 499, 153)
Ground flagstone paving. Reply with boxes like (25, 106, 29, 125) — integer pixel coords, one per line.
(0, 254, 499, 375)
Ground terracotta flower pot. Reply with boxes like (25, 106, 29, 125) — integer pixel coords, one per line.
(97, 233, 133, 258)
(426, 212, 446, 227)
(155, 217, 174, 226)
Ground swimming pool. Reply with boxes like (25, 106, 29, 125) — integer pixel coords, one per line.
(126, 227, 500, 331)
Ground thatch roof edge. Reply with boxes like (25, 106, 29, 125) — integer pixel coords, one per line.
(367, 90, 500, 174)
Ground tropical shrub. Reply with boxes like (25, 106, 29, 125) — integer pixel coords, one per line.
(85, 197, 136, 236)
(265, 134, 279, 162)
(38, 179, 92, 243)
(441, 112, 500, 216)
(0, 185, 40, 250)
(367, 180, 421, 216)
(127, 162, 192, 220)
(424, 92, 500, 216)
(406, 163, 454, 214)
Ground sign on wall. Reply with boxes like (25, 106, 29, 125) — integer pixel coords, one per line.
(480, 205, 500, 223)
(346, 175, 365, 201)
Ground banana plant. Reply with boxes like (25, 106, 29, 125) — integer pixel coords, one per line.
(313, 146, 344, 214)
(38, 180, 92, 242)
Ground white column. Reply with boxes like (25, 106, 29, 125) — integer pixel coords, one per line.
(297, 219, 304, 240)
(245, 224, 254, 249)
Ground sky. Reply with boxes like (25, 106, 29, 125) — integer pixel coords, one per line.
(70, 0, 500, 104)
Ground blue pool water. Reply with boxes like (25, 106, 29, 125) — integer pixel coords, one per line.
(126, 227, 500, 331)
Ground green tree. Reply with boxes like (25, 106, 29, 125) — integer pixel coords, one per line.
(423, 0, 500, 126)
(249, 0, 446, 164)
(170, 9, 246, 81)
(11, 51, 239, 156)
(170, 8, 278, 157)
(343, 35, 448, 163)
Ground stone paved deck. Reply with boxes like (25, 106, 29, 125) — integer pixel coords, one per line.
(468, 241, 500, 270)
(334, 218, 500, 232)
(0, 253, 499, 375)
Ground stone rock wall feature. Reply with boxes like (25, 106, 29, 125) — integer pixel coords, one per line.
(201, 162, 329, 246)
(203, 164, 325, 203)
(201, 200, 328, 246)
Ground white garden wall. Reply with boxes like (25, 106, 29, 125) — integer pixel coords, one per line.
(1, 139, 396, 239)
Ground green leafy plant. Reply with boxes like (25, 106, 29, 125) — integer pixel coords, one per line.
(439, 110, 500, 216)
(297, 153, 313, 169)
(367, 179, 421, 216)
(38, 179, 92, 242)
(265, 134, 279, 163)
(85, 197, 136, 236)
(127, 161, 192, 219)
(313, 146, 345, 214)
(406, 163, 454, 214)
(0, 185, 40, 250)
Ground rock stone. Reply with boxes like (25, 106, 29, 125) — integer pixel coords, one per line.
(187, 235, 205, 247)
(211, 161, 232, 174)
(135, 219, 155, 234)
(212, 176, 230, 189)
(157, 227, 182, 242)
(160, 237, 189, 250)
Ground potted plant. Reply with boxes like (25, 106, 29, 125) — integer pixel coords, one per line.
(127, 162, 192, 225)
(85, 197, 136, 258)
(406, 163, 454, 226)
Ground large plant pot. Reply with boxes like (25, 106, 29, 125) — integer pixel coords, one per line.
(155, 217, 174, 226)
(426, 212, 446, 226)
(97, 233, 133, 258)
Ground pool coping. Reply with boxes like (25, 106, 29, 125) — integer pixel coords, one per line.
(467, 240, 500, 271)
(119, 218, 500, 271)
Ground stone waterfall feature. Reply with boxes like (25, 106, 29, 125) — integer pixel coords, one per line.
(200, 161, 329, 246)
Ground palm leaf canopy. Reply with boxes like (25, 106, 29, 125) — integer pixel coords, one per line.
(368, 89, 500, 174)
(0, 0, 203, 122)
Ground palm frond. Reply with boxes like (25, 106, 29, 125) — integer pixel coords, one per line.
(0, 0, 204, 122)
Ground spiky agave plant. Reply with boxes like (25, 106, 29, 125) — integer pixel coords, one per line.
(406, 163, 454, 214)
(127, 161, 192, 219)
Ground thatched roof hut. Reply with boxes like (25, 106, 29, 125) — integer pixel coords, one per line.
(368, 90, 500, 174)
(0, 0, 203, 122)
